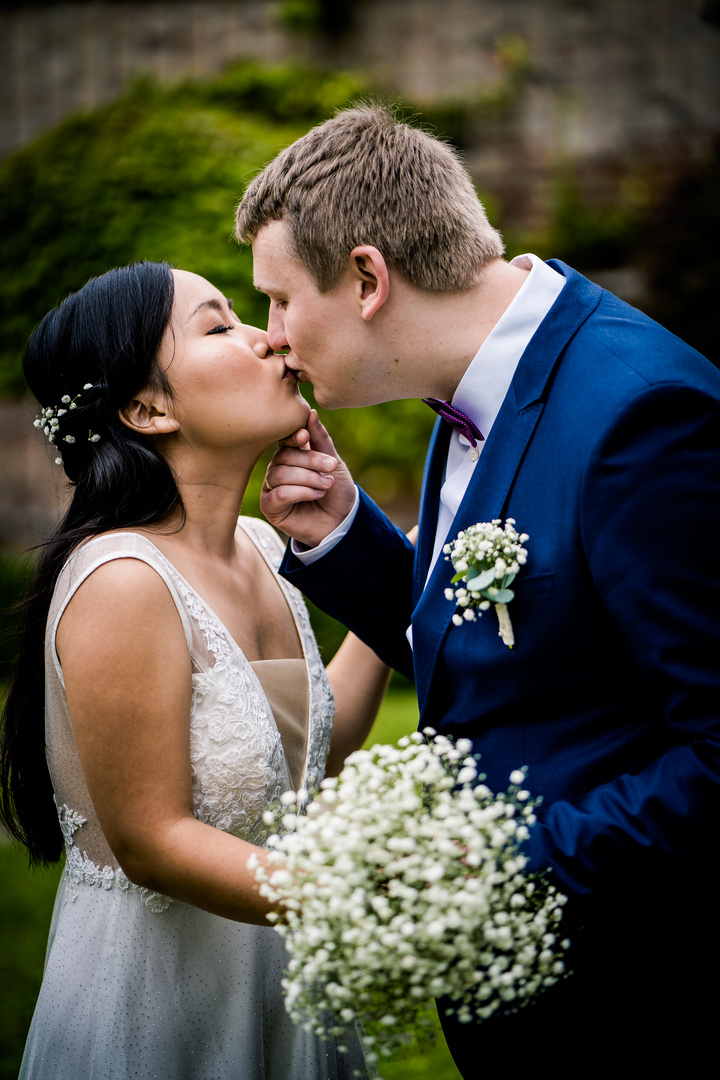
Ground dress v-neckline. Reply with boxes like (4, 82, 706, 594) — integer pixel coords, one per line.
(67, 524, 313, 791)
(151, 522, 312, 790)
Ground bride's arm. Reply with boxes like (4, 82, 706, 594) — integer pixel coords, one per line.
(56, 557, 274, 925)
(323, 527, 418, 777)
(324, 634, 393, 777)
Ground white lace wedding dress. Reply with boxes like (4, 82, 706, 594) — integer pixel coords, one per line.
(20, 519, 373, 1080)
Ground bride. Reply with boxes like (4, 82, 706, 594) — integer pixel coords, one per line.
(0, 262, 390, 1079)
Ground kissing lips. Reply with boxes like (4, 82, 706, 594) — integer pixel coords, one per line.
(283, 361, 304, 383)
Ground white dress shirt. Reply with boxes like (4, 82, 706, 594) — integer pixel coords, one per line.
(293, 255, 566, 594)
(427, 253, 565, 579)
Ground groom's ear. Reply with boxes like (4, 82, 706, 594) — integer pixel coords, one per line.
(348, 246, 390, 322)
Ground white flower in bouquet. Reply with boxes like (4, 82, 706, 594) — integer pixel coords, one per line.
(444, 518, 529, 646)
(250, 732, 569, 1073)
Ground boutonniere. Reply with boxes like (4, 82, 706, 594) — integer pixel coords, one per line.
(444, 518, 529, 648)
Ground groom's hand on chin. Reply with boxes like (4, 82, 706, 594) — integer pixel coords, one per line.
(261, 410, 357, 548)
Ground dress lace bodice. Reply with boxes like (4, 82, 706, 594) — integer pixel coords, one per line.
(44, 518, 335, 907)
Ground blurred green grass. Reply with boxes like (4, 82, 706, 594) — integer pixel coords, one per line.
(0, 842, 63, 1078)
(0, 687, 461, 1080)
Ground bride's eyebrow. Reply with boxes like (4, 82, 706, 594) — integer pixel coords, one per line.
(188, 297, 230, 321)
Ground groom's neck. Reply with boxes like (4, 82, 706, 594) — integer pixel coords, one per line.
(377, 259, 529, 402)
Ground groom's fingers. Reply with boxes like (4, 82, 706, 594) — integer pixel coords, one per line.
(278, 426, 310, 450)
(261, 409, 357, 544)
(262, 481, 328, 516)
(266, 462, 336, 495)
(305, 410, 340, 456)
(266, 447, 338, 486)
(261, 449, 338, 524)
(278, 410, 336, 454)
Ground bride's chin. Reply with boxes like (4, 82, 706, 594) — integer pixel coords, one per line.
(256, 396, 310, 447)
(287, 398, 311, 432)
(276, 420, 307, 443)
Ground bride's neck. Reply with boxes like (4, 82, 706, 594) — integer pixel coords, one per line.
(175, 486, 247, 561)
(166, 450, 258, 562)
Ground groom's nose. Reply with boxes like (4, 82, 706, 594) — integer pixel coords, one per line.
(266, 306, 289, 352)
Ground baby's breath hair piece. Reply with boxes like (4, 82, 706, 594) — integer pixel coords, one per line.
(33, 383, 101, 464)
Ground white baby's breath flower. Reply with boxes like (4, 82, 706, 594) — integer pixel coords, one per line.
(33, 382, 101, 455)
(253, 733, 568, 1065)
(444, 519, 529, 648)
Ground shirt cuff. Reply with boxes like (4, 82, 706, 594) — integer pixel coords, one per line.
(290, 487, 360, 566)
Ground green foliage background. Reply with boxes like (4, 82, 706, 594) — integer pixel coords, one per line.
(0, 61, 370, 389)
(0, 61, 440, 524)
(2, 51, 716, 530)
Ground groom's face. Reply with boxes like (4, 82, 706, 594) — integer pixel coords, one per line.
(252, 221, 373, 410)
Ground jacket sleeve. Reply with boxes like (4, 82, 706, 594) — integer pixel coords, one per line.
(280, 488, 416, 680)
(525, 381, 720, 905)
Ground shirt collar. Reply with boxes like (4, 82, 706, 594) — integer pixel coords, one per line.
(451, 254, 566, 442)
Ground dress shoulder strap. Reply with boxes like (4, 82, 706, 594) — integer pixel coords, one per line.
(48, 533, 194, 688)
(237, 516, 286, 567)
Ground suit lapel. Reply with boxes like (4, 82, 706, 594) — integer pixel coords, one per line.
(412, 263, 603, 716)
(414, 417, 450, 603)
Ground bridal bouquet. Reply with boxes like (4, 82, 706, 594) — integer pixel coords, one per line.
(250, 732, 569, 1071)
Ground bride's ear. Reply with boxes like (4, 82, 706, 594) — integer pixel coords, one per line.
(119, 387, 180, 437)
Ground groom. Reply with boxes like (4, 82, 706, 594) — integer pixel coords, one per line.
(236, 105, 720, 1071)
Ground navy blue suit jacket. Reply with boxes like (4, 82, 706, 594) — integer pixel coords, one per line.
(281, 264, 720, 1069)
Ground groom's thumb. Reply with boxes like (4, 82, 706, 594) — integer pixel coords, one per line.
(307, 410, 338, 458)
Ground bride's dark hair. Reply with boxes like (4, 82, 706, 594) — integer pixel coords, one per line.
(0, 261, 180, 865)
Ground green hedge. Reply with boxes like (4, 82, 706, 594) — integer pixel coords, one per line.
(0, 62, 371, 396)
(0, 61, 441, 520)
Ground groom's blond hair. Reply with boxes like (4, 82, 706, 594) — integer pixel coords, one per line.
(235, 103, 504, 294)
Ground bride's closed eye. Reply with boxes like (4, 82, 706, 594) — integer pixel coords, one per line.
(207, 324, 234, 335)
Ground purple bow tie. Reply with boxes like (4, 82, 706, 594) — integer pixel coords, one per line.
(422, 397, 484, 448)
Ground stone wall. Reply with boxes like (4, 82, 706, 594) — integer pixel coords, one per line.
(2, 1, 719, 211)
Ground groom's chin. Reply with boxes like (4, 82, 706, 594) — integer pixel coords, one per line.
(313, 386, 391, 411)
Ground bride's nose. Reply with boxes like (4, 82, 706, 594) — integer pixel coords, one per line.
(248, 328, 272, 358)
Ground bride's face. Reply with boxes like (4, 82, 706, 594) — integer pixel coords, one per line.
(158, 269, 309, 451)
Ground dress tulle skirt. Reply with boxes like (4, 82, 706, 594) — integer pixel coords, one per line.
(20, 871, 369, 1079)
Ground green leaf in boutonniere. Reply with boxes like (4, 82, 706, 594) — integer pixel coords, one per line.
(443, 519, 529, 647)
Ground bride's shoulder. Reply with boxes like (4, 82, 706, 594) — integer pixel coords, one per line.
(64, 529, 167, 573)
(53, 545, 182, 648)
(55, 532, 180, 614)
